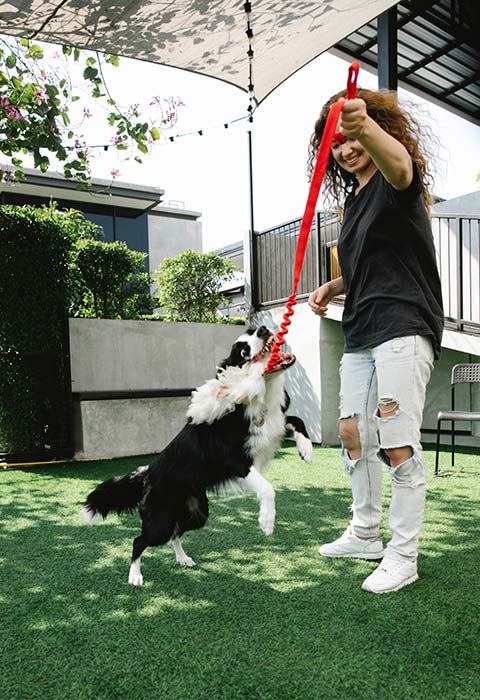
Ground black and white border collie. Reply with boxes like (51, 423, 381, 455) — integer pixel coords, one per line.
(81, 326, 312, 586)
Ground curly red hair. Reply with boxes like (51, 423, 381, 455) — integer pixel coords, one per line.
(307, 88, 437, 211)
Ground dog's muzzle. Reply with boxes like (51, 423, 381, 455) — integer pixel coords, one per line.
(253, 334, 296, 372)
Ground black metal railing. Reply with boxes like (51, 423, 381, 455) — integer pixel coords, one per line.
(252, 212, 480, 335)
(431, 214, 480, 333)
(252, 212, 339, 307)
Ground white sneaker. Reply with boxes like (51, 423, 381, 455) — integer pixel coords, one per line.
(319, 526, 384, 560)
(362, 557, 418, 594)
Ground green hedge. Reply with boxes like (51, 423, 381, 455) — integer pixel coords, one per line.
(0, 205, 75, 458)
(71, 239, 157, 319)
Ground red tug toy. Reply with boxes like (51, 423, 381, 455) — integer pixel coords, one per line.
(263, 62, 359, 375)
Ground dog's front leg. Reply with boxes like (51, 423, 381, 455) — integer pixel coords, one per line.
(243, 467, 276, 536)
(171, 537, 197, 567)
(285, 416, 313, 463)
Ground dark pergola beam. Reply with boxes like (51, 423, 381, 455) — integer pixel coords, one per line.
(397, 35, 459, 80)
(439, 68, 480, 97)
(378, 7, 398, 90)
(357, 0, 436, 55)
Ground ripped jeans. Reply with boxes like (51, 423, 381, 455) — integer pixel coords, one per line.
(339, 336, 434, 562)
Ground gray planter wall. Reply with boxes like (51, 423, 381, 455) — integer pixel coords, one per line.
(70, 318, 245, 459)
(70, 311, 480, 463)
(256, 303, 480, 450)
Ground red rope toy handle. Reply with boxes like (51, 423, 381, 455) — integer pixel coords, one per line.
(263, 61, 359, 375)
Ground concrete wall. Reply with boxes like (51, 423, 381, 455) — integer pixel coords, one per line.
(70, 318, 243, 392)
(69, 310, 480, 460)
(147, 210, 202, 278)
(255, 301, 480, 449)
(73, 396, 192, 461)
(70, 318, 245, 459)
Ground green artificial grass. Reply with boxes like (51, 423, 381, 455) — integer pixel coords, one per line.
(1, 444, 479, 700)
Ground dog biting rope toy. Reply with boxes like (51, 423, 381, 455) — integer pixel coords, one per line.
(263, 61, 359, 375)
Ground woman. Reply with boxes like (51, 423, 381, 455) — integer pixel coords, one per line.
(308, 89, 444, 593)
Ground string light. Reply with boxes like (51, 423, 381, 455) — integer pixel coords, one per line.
(65, 113, 249, 152)
(244, 0, 257, 122)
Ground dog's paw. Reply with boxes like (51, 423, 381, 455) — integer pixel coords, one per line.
(177, 556, 197, 568)
(297, 435, 313, 463)
(128, 565, 144, 586)
(259, 508, 275, 536)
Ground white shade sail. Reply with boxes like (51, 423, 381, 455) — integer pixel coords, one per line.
(0, 0, 398, 103)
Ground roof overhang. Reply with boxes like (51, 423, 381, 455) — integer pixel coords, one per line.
(0, 0, 398, 105)
(0, 168, 165, 213)
(333, 0, 479, 126)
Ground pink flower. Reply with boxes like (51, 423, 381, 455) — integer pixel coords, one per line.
(83, 108, 92, 119)
(110, 135, 118, 146)
(52, 51, 60, 60)
(74, 138, 83, 148)
(110, 168, 121, 179)
(1, 165, 16, 182)
(0, 96, 24, 121)
(34, 86, 48, 105)
(9, 106, 23, 120)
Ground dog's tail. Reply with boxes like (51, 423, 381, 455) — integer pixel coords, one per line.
(81, 464, 150, 524)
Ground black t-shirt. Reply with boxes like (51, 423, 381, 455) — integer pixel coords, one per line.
(337, 162, 444, 358)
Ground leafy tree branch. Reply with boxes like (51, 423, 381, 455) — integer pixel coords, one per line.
(0, 35, 183, 183)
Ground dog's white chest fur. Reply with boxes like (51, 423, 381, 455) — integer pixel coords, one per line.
(244, 372, 286, 471)
(186, 362, 286, 472)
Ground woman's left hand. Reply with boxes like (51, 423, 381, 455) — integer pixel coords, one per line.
(340, 98, 369, 140)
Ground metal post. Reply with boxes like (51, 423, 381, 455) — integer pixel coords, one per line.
(316, 211, 323, 286)
(248, 128, 258, 313)
(378, 7, 398, 90)
(456, 216, 463, 331)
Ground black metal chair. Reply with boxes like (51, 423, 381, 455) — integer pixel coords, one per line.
(435, 363, 480, 475)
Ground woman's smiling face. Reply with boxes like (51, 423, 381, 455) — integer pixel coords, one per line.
(331, 137, 375, 177)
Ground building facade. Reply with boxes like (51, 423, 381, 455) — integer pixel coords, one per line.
(0, 168, 203, 277)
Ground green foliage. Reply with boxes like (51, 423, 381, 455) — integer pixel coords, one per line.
(219, 315, 247, 325)
(156, 249, 239, 323)
(71, 239, 158, 319)
(0, 204, 76, 454)
(0, 204, 77, 348)
(0, 37, 182, 182)
(56, 207, 104, 242)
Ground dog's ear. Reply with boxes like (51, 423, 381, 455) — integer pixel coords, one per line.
(218, 341, 251, 374)
(216, 358, 227, 375)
